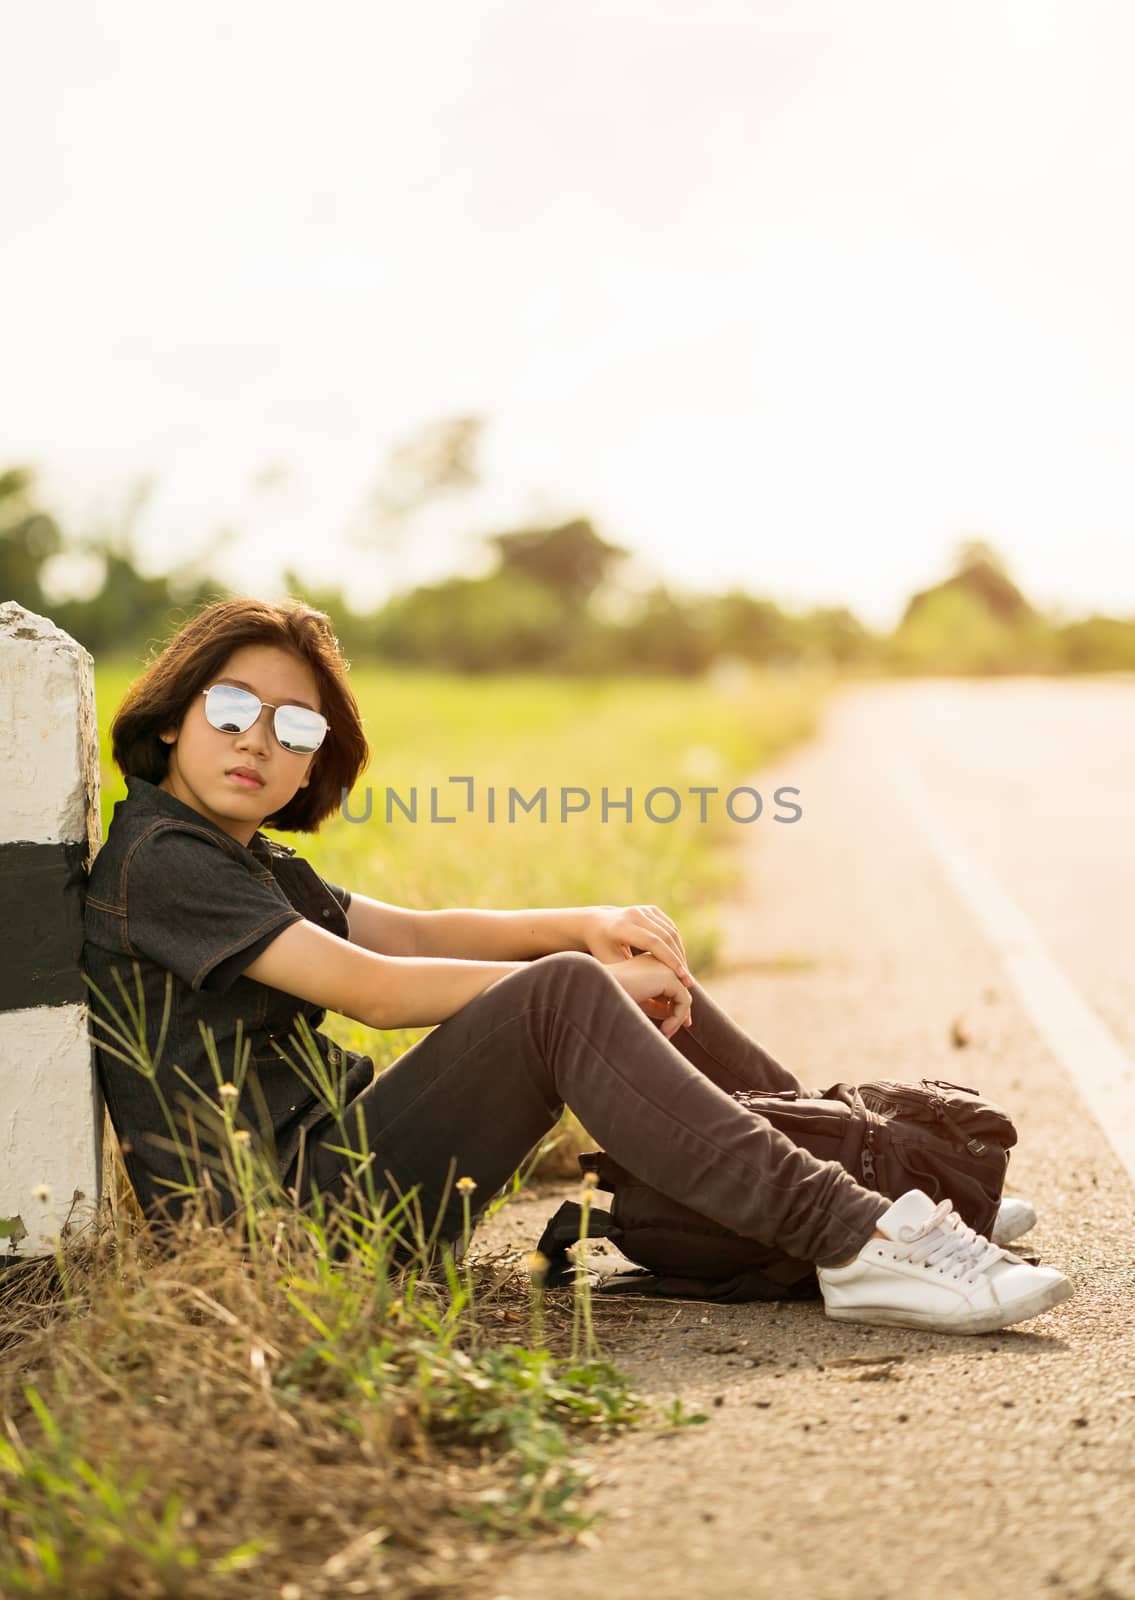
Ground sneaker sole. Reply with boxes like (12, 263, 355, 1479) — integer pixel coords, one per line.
(823, 1273, 1073, 1336)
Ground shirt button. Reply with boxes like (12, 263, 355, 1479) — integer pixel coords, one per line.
(321, 908, 331, 918)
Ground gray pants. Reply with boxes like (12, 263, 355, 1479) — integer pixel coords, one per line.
(289, 950, 891, 1268)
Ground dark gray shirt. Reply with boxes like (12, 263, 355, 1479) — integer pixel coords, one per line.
(82, 775, 373, 1224)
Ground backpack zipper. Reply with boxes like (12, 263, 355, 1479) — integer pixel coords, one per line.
(860, 1124, 877, 1185)
(861, 1080, 990, 1156)
(931, 1099, 987, 1157)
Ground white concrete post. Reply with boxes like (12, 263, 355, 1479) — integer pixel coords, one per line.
(0, 601, 104, 1260)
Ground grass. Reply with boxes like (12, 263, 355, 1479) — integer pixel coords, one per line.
(0, 659, 830, 1598)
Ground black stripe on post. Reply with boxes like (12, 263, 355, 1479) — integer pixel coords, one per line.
(0, 840, 90, 1011)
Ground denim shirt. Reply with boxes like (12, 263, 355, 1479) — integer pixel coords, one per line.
(82, 775, 374, 1224)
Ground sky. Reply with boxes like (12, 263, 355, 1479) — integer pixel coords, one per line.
(3, 0, 1134, 631)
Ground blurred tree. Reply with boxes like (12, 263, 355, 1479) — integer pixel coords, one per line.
(890, 585, 1029, 674)
(279, 568, 378, 664)
(373, 570, 572, 672)
(618, 584, 718, 675)
(29, 451, 1135, 680)
(1052, 613, 1135, 671)
(798, 604, 877, 665)
(0, 466, 64, 612)
(45, 479, 232, 656)
(345, 415, 485, 577)
(699, 588, 798, 664)
(900, 538, 1034, 629)
(486, 517, 632, 605)
(340, 415, 489, 615)
(0, 466, 243, 656)
(555, 612, 628, 675)
(371, 415, 483, 522)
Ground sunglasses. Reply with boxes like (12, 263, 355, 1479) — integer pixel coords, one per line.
(201, 683, 329, 755)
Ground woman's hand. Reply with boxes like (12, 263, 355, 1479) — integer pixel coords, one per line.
(581, 904, 693, 987)
(606, 952, 693, 1040)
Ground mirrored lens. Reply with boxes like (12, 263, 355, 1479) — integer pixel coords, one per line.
(274, 704, 328, 754)
(204, 683, 260, 733)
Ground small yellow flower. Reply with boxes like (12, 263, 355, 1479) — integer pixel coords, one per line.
(219, 1083, 239, 1100)
(582, 1188, 596, 1205)
(32, 1183, 51, 1203)
(456, 1176, 477, 1194)
(526, 1250, 549, 1274)
(233, 1130, 251, 1145)
(581, 1169, 599, 1189)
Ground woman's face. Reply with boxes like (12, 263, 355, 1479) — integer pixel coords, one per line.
(157, 643, 323, 846)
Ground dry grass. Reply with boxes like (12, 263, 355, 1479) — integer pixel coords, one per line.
(0, 1126, 668, 1600)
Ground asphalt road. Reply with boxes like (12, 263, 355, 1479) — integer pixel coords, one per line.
(480, 675, 1135, 1600)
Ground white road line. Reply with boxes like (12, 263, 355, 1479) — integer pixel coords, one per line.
(886, 749, 1135, 1190)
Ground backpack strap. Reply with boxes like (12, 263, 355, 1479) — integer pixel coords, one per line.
(810, 1082, 872, 1180)
(591, 1264, 824, 1302)
(532, 1199, 823, 1300)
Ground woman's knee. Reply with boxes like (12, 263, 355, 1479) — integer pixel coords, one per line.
(529, 948, 616, 982)
(521, 948, 624, 1002)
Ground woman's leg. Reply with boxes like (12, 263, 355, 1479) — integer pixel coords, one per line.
(656, 972, 810, 1096)
(294, 951, 890, 1268)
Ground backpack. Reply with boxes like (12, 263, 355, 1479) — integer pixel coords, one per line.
(533, 1078, 1019, 1303)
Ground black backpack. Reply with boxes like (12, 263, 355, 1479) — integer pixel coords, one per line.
(534, 1078, 1019, 1303)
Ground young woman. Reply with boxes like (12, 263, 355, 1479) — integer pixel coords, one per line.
(81, 597, 1073, 1335)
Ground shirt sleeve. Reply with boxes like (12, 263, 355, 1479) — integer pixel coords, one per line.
(320, 878, 352, 915)
(125, 825, 305, 995)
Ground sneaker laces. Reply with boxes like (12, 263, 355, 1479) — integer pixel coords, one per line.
(892, 1198, 1008, 1280)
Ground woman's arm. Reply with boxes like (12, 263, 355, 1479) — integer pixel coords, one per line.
(242, 919, 692, 1034)
(347, 897, 692, 992)
(344, 893, 422, 958)
(346, 896, 597, 961)
(242, 918, 530, 1030)
(411, 906, 597, 961)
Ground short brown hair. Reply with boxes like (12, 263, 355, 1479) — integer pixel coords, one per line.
(110, 596, 370, 832)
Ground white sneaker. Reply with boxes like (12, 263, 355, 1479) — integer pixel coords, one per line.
(992, 1194, 1038, 1246)
(817, 1188, 1073, 1335)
